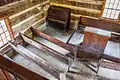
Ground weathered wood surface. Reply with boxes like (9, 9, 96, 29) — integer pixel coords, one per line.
(47, 6, 71, 32)
(30, 27, 75, 57)
(0, 68, 12, 80)
(104, 41, 120, 58)
(98, 65, 120, 79)
(67, 31, 84, 45)
(79, 16, 120, 33)
(0, 55, 48, 80)
(82, 32, 110, 53)
(0, 0, 18, 6)
(30, 27, 120, 63)
(8, 42, 60, 79)
(20, 33, 69, 64)
(99, 59, 120, 71)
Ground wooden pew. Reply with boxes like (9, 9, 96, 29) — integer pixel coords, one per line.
(79, 16, 120, 33)
(0, 55, 48, 80)
(19, 33, 69, 64)
(30, 27, 75, 58)
(30, 27, 101, 73)
(31, 27, 120, 63)
(47, 6, 71, 32)
(77, 17, 120, 63)
(78, 16, 120, 42)
(8, 41, 60, 79)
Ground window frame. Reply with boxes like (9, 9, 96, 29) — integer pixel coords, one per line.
(101, 0, 120, 22)
(0, 17, 14, 48)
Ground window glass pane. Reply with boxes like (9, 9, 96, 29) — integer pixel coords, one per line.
(7, 36, 11, 41)
(1, 33, 5, 40)
(105, 3, 109, 8)
(0, 19, 12, 48)
(102, 0, 120, 20)
(113, 4, 118, 9)
(110, 14, 114, 19)
(117, 4, 120, 9)
(106, 0, 111, 3)
(0, 41, 3, 47)
(3, 25, 7, 31)
(3, 38, 7, 44)
(5, 31, 10, 37)
(0, 28, 3, 34)
(111, 0, 115, 3)
(109, 4, 113, 8)
(114, 11, 119, 19)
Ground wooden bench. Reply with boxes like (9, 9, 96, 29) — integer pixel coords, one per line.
(47, 6, 71, 32)
(78, 16, 120, 42)
(78, 16, 120, 79)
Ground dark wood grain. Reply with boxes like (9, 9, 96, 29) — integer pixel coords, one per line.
(0, 55, 48, 80)
(82, 32, 110, 53)
(8, 41, 60, 79)
(79, 16, 120, 33)
(47, 6, 71, 32)
(20, 33, 69, 64)
(30, 27, 74, 57)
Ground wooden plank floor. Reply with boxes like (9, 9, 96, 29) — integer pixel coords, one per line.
(41, 25, 74, 43)
(104, 41, 120, 58)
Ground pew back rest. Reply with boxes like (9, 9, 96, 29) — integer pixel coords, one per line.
(47, 6, 71, 21)
(46, 6, 71, 32)
(78, 16, 120, 33)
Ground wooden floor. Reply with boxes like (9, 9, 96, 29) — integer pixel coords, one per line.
(104, 41, 120, 58)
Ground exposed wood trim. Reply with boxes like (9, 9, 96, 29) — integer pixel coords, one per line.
(4, 17, 14, 39)
(9, 1, 49, 20)
(71, 13, 98, 20)
(8, 41, 60, 79)
(50, 3, 100, 14)
(0, 55, 48, 80)
(68, 0, 102, 5)
(20, 33, 69, 64)
(30, 27, 75, 57)
(99, 0, 106, 17)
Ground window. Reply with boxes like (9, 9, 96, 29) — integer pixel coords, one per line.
(0, 18, 13, 48)
(102, 0, 120, 20)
